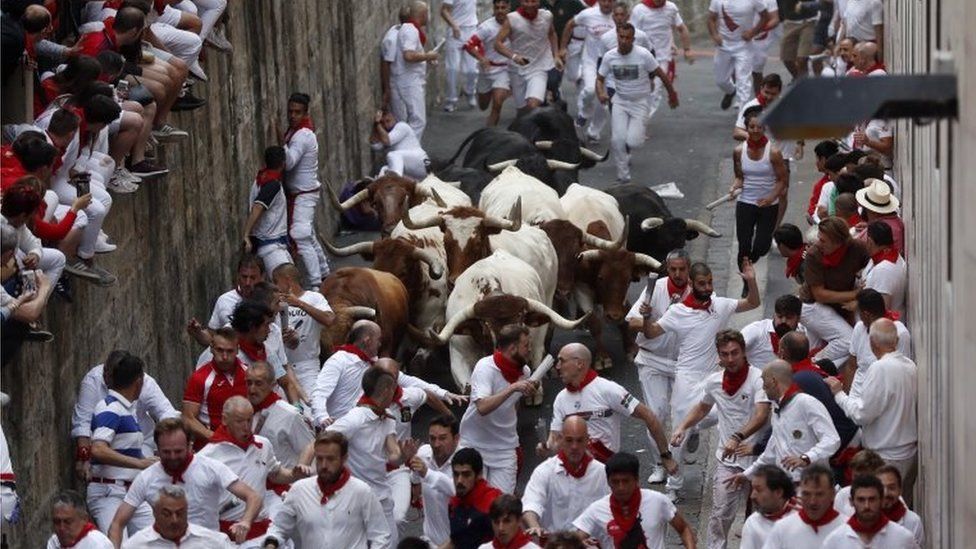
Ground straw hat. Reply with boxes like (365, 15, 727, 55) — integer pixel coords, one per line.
(855, 178, 899, 214)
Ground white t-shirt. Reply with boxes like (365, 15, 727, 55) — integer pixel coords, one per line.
(862, 256, 907, 317)
(254, 399, 314, 468)
(380, 24, 401, 63)
(550, 376, 640, 452)
(459, 355, 529, 452)
(821, 520, 917, 549)
(283, 290, 332, 365)
(507, 8, 556, 75)
(573, 6, 616, 64)
(443, 0, 478, 28)
(283, 126, 320, 193)
(327, 406, 397, 501)
(123, 522, 234, 548)
(573, 489, 677, 549)
(124, 455, 240, 530)
(626, 277, 688, 372)
(521, 455, 609, 531)
(386, 121, 424, 153)
(415, 444, 456, 546)
(393, 23, 427, 85)
(741, 318, 815, 371)
(207, 288, 243, 330)
(709, 0, 767, 44)
(248, 178, 288, 240)
(597, 27, 652, 59)
(198, 436, 281, 521)
(656, 297, 739, 374)
(847, 319, 911, 399)
(46, 531, 113, 549)
(630, 1, 685, 61)
(700, 366, 770, 468)
(472, 17, 509, 74)
(597, 45, 660, 102)
(842, 0, 883, 42)
(739, 508, 796, 549)
(762, 511, 845, 548)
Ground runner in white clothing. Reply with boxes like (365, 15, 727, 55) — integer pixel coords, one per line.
(707, 0, 769, 110)
(876, 465, 925, 547)
(123, 485, 235, 548)
(843, 289, 911, 400)
(629, 0, 694, 117)
(821, 475, 917, 549)
(479, 495, 543, 549)
(246, 362, 314, 471)
(738, 465, 797, 549)
(272, 264, 335, 397)
(560, 0, 615, 141)
(47, 490, 113, 549)
(241, 147, 291, 275)
(440, 0, 479, 111)
(312, 320, 381, 426)
(747, 0, 780, 91)
(380, 9, 410, 110)
(463, 0, 512, 126)
(370, 110, 430, 181)
(495, 0, 564, 111)
(407, 415, 461, 547)
(392, 1, 438, 140)
(740, 294, 816, 370)
(763, 464, 845, 548)
(596, 24, 678, 182)
(862, 221, 907, 316)
(186, 255, 264, 346)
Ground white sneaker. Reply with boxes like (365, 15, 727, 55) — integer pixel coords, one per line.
(467, 95, 478, 108)
(206, 26, 233, 52)
(647, 465, 666, 484)
(114, 166, 142, 184)
(95, 236, 117, 254)
(443, 102, 457, 113)
(666, 488, 681, 503)
(108, 176, 139, 194)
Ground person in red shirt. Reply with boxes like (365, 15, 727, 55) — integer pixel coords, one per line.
(182, 327, 247, 450)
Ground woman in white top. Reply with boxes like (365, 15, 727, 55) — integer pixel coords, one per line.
(730, 106, 788, 279)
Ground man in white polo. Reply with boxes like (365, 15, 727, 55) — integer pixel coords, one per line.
(495, 0, 563, 112)
(312, 320, 381, 427)
(408, 415, 461, 547)
(272, 263, 335, 397)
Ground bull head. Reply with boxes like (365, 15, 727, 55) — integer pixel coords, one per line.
(577, 249, 661, 321)
(486, 159, 579, 172)
(322, 237, 445, 280)
(428, 293, 589, 346)
(534, 139, 607, 163)
(326, 176, 422, 234)
(641, 216, 721, 238)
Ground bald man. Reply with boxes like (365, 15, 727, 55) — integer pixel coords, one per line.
(312, 320, 382, 427)
(543, 343, 678, 475)
(826, 318, 918, 503)
(523, 417, 610, 536)
(198, 397, 311, 545)
(730, 361, 839, 486)
(847, 42, 885, 76)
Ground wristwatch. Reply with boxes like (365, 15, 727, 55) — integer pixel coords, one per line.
(800, 454, 811, 465)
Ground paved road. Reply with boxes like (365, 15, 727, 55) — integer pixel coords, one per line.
(329, 47, 819, 547)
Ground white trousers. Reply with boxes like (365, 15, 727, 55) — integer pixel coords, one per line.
(391, 81, 427, 141)
(289, 192, 330, 288)
(563, 41, 584, 85)
(800, 302, 854, 366)
(381, 496, 398, 548)
(389, 467, 412, 524)
(482, 447, 518, 494)
(750, 27, 783, 73)
(51, 174, 111, 260)
(577, 60, 607, 138)
(189, 0, 227, 39)
(382, 148, 429, 181)
(255, 241, 292, 277)
(706, 463, 750, 549)
(510, 69, 548, 109)
(87, 483, 152, 535)
(667, 369, 718, 491)
(609, 98, 650, 181)
(151, 22, 205, 79)
(637, 361, 674, 464)
(445, 26, 478, 104)
(16, 248, 65, 287)
(714, 43, 754, 107)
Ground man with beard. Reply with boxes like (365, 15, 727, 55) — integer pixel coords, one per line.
(739, 465, 797, 549)
(272, 263, 335, 398)
(762, 464, 845, 547)
(458, 324, 539, 493)
(108, 419, 261, 546)
(261, 432, 391, 549)
(670, 330, 770, 548)
(741, 294, 813, 369)
(625, 248, 691, 484)
(481, 495, 542, 549)
(186, 255, 264, 346)
(572, 452, 696, 548)
(523, 417, 609, 537)
(409, 415, 461, 547)
(638, 260, 760, 498)
(821, 475, 916, 548)
(876, 465, 924, 546)
(182, 327, 247, 450)
(447, 448, 503, 549)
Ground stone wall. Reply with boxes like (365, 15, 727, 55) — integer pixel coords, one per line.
(0, 2, 398, 545)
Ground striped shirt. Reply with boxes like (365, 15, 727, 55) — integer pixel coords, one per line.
(90, 390, 143, 481)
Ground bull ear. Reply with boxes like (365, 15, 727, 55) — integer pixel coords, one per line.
(685, 231, 701, 241)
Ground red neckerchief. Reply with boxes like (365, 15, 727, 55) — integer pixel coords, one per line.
(667, 277, 688, 302)
(776, 383, 802, 414)
(764, 498, 797, 521)
(163, 453, 194, 484)
(808, 174, 829, 215)
(785, 248, 805, 278)
(799, 507, 840, 533)
(769, 331, 781, 354)
(791, 358, 827, 377)
(866, 62, 887, 74)
(681, 292, 711, 311)
(608, 489, 645, 547)
(883, 310, 901, 322)
(722, 363, 750, 395)
(238, 338, 267, 362)
(253, 391, 281, 413)
(392, 385, 404, 404)
(517, 6, 539, 21)
(209, 424, 262, 451)
(450, 478, 501, 513)
(256, 168, 282, 187)
(66, 105, 90, 149)
(335, 343, 374, 364)
(643, 0, 665, 8)
(64, 522, 98, 548)
(408, 19, 427, 45)
(319, 467, 351, 504)
(756, 93, 769, 108)
(722, 7, 740, 31)
(884, 500, 908, 522)
(820, 243, 849, 268)
(465, 33, 485, 57)
(493, 350, 524, 384)
(848, 513, 889, 535)
(284, 116, 315, 144)
(871, 248, 899, 266)
(747, 135, 769, 149)
(152, 0, 167, 15)
(492, 530, 534, 549)
(357, 395, 388, 417)
(567, 368, 598, 393)
(845, 214, 862, 229)
(557, 450, 593, 479)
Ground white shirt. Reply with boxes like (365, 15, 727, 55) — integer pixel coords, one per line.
(700, 366, 770, 468)
(46, 530, 113, 549)
(380, 24, 401, 63)
(630, 1, 685, 61)
(821, 519, 917, 549)
(848, 319, 911, 400)
(123, 455, 240, 530)
(443, 0, 477, 28)
(709, 0, 767, 44)
(479, 542, 541, 549)
(740, 508, 796, 549)
(743, 393, 840, 482)
(388, 385, 427, 441)
(473, 17, 509, 74)
(573, 489, 677, 549)
(283, 126, 320, 193)
(626, 277, 687, 372)
(254, 399, 314, 468)
(415, 444, 456, 546)
(597, 26, 652, 60)
(897, 509, 925, 547)
(393, 23, 427, 85)
(283, 291, 332, 366)
(550, 376, 640, 452)
(312, 349, 372, 424)
(384, 121, 425, 154)
(248, 177, 288, 240)
(842, 0, 883, 42)
(326, 406, 397, 501)
(597, 46, 660, 103)
(198, 435, 281, 521)
(762, 511, 845, 548)
(521, 455, 609, 531)
(264, 475, 391, 549)
(459, 355, 530, 452)
(835, 351, 918, 460)
(507, 8, 556, 75)
(656, 296, 739, 374)
(573, 6, 615, 64)
(741, 318, 818, 371)
(71, 364, 178, 456)
(207, 289, 243, 330)
(122, 523, 234, 548)
(862, 256, 907, 317)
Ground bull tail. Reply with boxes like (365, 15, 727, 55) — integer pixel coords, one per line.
(445, 127, 490, 166)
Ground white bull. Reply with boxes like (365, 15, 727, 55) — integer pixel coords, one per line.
(479, 166, 567, 224)
(560, 183, 626, 240)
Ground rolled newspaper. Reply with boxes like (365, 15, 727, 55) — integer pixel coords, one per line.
(430, 38, 447, 53)
(705, 188, 742, 210)
(529, 354, 557, 383)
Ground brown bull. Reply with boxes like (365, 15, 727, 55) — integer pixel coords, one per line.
(327, 175, 447, 234)
(319, 267, 409, 358)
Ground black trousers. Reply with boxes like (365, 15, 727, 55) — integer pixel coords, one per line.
(736, 201, 779, 268)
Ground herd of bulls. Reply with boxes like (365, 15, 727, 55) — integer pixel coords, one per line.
(318, 105, 721, 393)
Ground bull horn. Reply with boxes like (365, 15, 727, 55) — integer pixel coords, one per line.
(410, 246, 444, 280)
(328, 186, 371, 211)
(323, 238, 375, 257)
(546, 159, 579, 171)
(641, 217, 665, 231)
(525, 298, 589, 330)
(402, 205, 442, 231)
(685, 218, 722, 237)
(576, 249, 602, 263)
(581, 232, 618, 251)
(487, 159, 518, 172)
(429, 188, 448, 208)
(534, 140, 553, 150)
(342, 306, 376, 320)
(407, 324, 438, 347)
(485, 197, 522, 231)
(634, 253, 663, 271)
(613, 216, 629, 249)
(430, 303, 477, 344)
(578, 146, 604, 161)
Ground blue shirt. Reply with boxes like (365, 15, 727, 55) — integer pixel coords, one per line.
(90, 390, 144, 480)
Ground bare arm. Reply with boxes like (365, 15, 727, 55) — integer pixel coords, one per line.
(707, 12, 722, 46)
(549, 21, 563, 69)
(241, 203, 264, 253)
(759, 148, 789, 206)
(652, 66, 679, 107)
(632, 403, 670, 456)
(108, 503, 137, 547)
(286, 295, 336, 327)
(424, 389, 453, 416)
(11, 272, 52, 323)
(671, 511, 698, 548)
(736, 258, 760, 312)
(731, 146, 744, 193)
(744, 10, 770, 40)
(440, 3, 460, 37)
(494, 19, 515, 58)
(737, 402, 771, 439)
(559, 19, 576, 53)
(181, 401, 214, 441)
(475, 382, 526, 415)
(672, 402, 713, 440)
(676, 24, 693, 58)
(91, 441, 155, 470)
(226, 479, 262, 542)
(733, 127, 749, 141)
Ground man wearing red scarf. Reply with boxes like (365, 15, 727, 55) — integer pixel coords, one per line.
(482, 494, 542, 549)
(876, 466, 925, 546)
(572, 452, 696, 548)
(821, 475, 916, 548)
(458, 324, 539, 494)
(630, 0, 694, 118)
(740, 465, 798, 549)
(671, 330, 771, 548)
(182, 328, 247, 450)
(762, 464, 845, 548)
(242, 146, 291, 276)
(124, 485, 237, 547)
(494, 0, 563, 111)
(246, 362, 314, 475)
(312, 320, 382, 427)
(448, 448, 503, 549)
(741, 294, 806, 369)
(391, 1, 438, 140)
(47, 490, 114, 548)
(862, 221, 907, 317)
